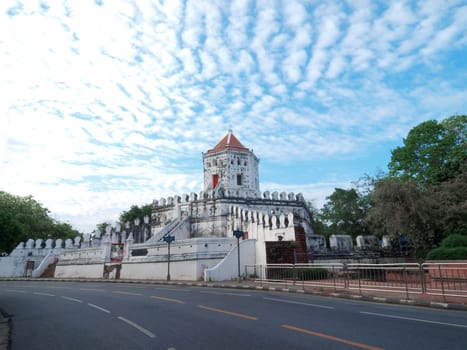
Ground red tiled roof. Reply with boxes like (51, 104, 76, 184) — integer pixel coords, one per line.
(207, 130, 249, 154)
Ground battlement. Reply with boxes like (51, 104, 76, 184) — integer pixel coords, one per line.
(152, 190, 306, 209)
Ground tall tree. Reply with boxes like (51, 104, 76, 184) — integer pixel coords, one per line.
(119, 203, 152, 225)
(388, 115, 466, 186)
(318, 188, 370, 238)
(364, 179, 437, 257)
(367, 115, 466, 257)
(0, 191, 80, 253)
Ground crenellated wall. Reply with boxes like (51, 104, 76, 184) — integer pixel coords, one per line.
(150, 189, 312, 240)
(0, 238, 64, 277)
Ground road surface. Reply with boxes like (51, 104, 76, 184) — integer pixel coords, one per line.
(0, 281, 466, 349)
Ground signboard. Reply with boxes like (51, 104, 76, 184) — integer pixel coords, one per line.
(110, 243, 124, 262)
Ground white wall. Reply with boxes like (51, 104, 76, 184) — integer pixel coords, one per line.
(54, 264, 104, 279)
(0, 256, 30, 277)
(53, 237, 238, 281)
(119, 258, 223, 281)
(204, 239, 256, 281)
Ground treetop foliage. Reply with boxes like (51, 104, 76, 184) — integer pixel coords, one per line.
(316, 115, 466, 259)
(388, 115, 466, 186)
(0, 191, 80, 254)
(119, 204, 152, 226)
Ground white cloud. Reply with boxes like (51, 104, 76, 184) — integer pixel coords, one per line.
(1, 0, 466, 234)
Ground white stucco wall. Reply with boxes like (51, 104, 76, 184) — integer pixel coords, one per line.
(119, 258, 223, 281)
(0, 256, 30, 277)
(204, 239, 256, 281)
(54, 264, 104, 279)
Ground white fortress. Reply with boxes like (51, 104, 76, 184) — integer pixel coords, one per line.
(1, 131, 315, 281)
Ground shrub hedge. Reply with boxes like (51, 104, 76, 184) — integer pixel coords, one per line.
(426, 234, 467, 260)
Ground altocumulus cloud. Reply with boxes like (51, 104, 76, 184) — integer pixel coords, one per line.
(0, 0, 466, 232)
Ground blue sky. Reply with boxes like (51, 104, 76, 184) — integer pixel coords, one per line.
(1, 0, 466, 233)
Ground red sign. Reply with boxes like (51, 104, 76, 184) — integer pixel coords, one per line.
(111, 243, 124, 262)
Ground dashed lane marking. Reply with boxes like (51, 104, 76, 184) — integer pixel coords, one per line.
(79, 288, 105, 292)
(88, 303, 111, 314)
(118, 316, 156, 338)
(197, 305, 258, 320)
(281, 324, 383, 350)
(151, 295, 185, 304)
(152, 287, 191, 292)
(61, 296, 83, 303)
(200, 291, 251, 297)
(360, 311, 467, 329)
(264, 297, 335, 310)
(4, 289, 26, 293)
(112, 291, 143, 296)
(33, 292, 55, 297)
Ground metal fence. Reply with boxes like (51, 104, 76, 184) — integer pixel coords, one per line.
(245, 262, 467, 302)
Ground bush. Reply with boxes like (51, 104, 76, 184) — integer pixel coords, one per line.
(426, 247, 467, 260)
(440, 234, 467, 248)
(426, 234, 467, 260)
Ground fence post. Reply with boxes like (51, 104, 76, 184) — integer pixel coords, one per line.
(261, 265, 264, 286)
(438, 264, 446, 302)
(358, 266, 362, 295)
(343, 263, 348, 290)
(293, 263, 296, 286)
(332, 264, 336, 292)
(419, 263, 426, 294)
(403, 266, 409, 300)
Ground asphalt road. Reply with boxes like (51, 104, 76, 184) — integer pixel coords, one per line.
(0, 281, 466, 350)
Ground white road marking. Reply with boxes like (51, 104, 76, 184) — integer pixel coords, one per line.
(88, 303, 111, 314)
(5, 289, 26, 293)
(80, 288, 105, 292)
(33, 292, 55, 297)
(118, 316, 156, 338)
(360, 311, 467, 328)
(200, 291, 251, 297)
(264, 297, 335, 309)
(61, 296, 83, 303)
(112, 291, 143, 296)
(153, 287, 190, 293)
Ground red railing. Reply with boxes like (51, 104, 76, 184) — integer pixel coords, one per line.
(246, 262, 467, 303)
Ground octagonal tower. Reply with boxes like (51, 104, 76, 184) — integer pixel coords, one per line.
(202, 130, 260, 196)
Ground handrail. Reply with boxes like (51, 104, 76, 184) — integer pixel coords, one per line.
(31, 252, 58, 278)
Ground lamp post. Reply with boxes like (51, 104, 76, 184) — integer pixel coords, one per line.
(233, 229, 244, 281)
(143, 215, 150, 242)
(163, 235, 175, 281)
(134, 218, 141, 243)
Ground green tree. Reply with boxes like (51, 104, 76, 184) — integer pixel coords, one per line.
(0, 191, 79, 253)
(95, 222, 111, 237)
(119, 203, 152, 225)
(429, 166, 467, 238)
(318, 188, 370, 238)
(368, 115, 467, 257)
(364, 179, 437, 257)
(388, 115, 466, 186)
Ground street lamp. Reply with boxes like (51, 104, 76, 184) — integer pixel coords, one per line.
(233, 229, 244, 281)
(143, 215, 150, 242)
(163, 235, 175, 281)
(134, 218, 141, 243)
